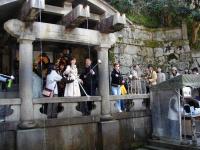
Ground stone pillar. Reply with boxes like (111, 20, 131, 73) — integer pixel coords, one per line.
(182, 20, 188, 40)
(97, 46, 112, 120)
(18, 34, 36, 128)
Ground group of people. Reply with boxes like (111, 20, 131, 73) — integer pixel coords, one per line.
(36, 55, 98, 118)
(110, 62, 200, 112)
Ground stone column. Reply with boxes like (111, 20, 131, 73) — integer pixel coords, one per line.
(182, 20, 188, 40)
(97, 46, 112, 120)
(18, 34, 36, 128)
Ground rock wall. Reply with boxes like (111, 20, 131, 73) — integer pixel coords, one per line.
(110, 24, 192, 76)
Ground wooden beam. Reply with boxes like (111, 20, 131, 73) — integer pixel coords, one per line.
(20, 0, 45, 21)
(44, 4, 100, 22)
(97, 13, 126, 33)
(90, 13, 100, 22)
(61, 4, 90, 28)
(43, 4, 71, 16)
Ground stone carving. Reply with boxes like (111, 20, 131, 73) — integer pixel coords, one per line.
(0, 106, 13, 120)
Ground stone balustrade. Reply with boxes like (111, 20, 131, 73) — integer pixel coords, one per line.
(0, 94, 150, 123)
(0, 98, 21, 122)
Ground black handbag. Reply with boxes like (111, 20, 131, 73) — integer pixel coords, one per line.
(61, 75, 74, 84)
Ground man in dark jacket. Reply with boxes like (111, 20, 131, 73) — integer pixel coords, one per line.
(80, 58, 98, 115)
(111, 63, 124, 112)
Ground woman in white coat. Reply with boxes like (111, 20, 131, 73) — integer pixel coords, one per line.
(64, 57, 81, 97)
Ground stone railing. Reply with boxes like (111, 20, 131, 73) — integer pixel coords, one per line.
(0, 98, 21, 122)
(33, 96, 101, 119)
(0, 94, 150, 123)
(110, 94, 150, 113)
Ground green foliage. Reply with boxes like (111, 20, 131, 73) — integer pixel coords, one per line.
(191, 9, 200, 21)
(110, 0, 134, 14)
(190, 42, 200, 50)
(127, 13, 160, 28)
(108, 0, 200, 28)
(108, 46, 115, 64)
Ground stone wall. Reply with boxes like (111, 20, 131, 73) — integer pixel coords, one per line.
(110, 24, 192, 76)
(0, 114, 151, 150)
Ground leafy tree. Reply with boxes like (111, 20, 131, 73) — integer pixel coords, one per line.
(108, 0, 200, 45)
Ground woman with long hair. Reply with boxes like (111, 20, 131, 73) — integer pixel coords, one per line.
(64, 57, 81, 97)
(57, 61, 67, 97)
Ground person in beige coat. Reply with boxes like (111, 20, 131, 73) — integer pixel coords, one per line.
(64, 57, 81, 97)
(147, 64, 157, 86)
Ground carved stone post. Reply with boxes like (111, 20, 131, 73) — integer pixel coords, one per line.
(18, 34, 36, 128)
(97, 45, 112, 120)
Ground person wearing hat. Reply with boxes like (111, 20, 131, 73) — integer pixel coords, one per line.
(147, 64, 157, 86)
(170, 67, 180, 79)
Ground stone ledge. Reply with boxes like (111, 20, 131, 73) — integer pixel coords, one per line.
(112, 110, 151, 120)
(109, 94, 150, 101)
(0, 98, 21, 105)
(0, 110, 151, 131)
(33, 96, 101, 104)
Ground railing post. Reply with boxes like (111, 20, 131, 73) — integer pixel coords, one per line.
(18, 34, 36, 128)
(96, 45, 112, 121)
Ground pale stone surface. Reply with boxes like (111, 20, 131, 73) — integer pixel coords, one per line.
(183, 45, 190, 52)
(154, 48, 164, 57)
(177, 62, 190, 72)
(19, 37, 35, 122)
(33, 104, 47, 120)
(5, 105, 20, 121)
(123, 45, 141, 55)
(114, 24, 192, 74)
(152, 29, 182, 41)
(98, 47, 111, 116)
(62, 4, 90, 28)
(91, 101, 101, 115)
(4, 19, 118, 47)
(132, 99, 147, 111)
(192, 51, 200, 58)
(133, 29, 152, 40)
(179, 52, 191, 62)
(157, 56, 166, 66)
(116, 54, 133, 67)
(182, 21, 188, 40)
(58, 103, 82, 118)
(143, 47, 154, 57)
